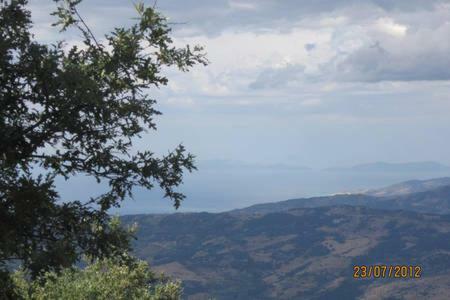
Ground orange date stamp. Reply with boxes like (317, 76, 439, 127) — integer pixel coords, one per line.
(353, 265, 422, 279)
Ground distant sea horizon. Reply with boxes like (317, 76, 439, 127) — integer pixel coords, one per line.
(53, 161, 450, 215)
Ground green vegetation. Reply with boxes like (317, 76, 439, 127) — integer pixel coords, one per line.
(0, 0, 206, 297)
(12, 257, 181, 299)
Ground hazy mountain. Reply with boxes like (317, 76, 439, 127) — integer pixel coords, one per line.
(325, 161, 450, 173)
(365, 177, 450, 197)
(231, 177, 450, 215)
(123, 206, 450, 299)
(230, 194, 378, 215)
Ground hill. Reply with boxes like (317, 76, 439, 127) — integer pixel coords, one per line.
(123, 206, 450, 299)
(325, 161, 450, 173)
(122, 178, 450, 299)
(231, 177, 450, 215)
(365, 177, 450, 197)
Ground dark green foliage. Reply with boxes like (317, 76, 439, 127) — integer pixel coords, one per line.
(0, 0, 206, 292)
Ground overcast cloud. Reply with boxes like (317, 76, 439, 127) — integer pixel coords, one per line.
(28, 0, 450, 158)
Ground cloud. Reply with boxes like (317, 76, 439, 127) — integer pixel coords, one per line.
(300, 98, 322, 107)
(26, 0, 433, 39)
(374, 17, 407, 37)
(305, 43, 316, 52)
(249, 64, 306, 89)
(28, 0, 450, 107)
(228, 1, 258, 11)
(370, 0, 448, 11)
(152, 0, 449, 35)
(329, 22, 450, 82)
(240, 11, 450, 87)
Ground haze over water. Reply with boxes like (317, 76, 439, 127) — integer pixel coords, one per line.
(56, 162, 450, 214)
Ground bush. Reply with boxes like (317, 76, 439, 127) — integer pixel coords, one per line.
(12, 257, 181, 300)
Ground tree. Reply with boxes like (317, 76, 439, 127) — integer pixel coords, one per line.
(0, 0, 207, 293)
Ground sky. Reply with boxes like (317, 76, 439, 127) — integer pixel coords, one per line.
(28, 0, 450, 212)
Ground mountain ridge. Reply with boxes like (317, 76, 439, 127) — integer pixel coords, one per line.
(121, 177, 450, 299)
(123, 205, 450, 299)
(324, 161, 450, 173)
(230, 177, 450, 215)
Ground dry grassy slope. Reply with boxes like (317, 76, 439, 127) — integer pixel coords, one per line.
(122, 206, 450, 299)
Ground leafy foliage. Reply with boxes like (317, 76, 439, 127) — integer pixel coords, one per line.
(13, 257, 181, 299)
(0, 0, 206, 293)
